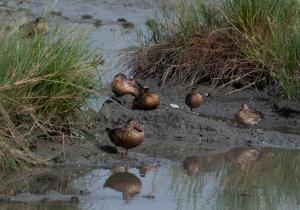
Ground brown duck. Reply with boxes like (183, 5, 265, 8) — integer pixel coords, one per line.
(111, 73, 143, 96)
(22, 17, 50, 38)
(185, 88, 204, 111)
(133, 87, 160, 110)
(103, 172, 142, 200)
(105, 120, 144, 155)
(235, 104, 264, 125)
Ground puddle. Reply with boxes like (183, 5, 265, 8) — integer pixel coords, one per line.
(2, 147, 298, 210)
(0, 148, 300, 210)
(71, 147, 300, 210)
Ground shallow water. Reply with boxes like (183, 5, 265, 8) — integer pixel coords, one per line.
(2, 147, 299, 210)
(71, 148, 300, 210)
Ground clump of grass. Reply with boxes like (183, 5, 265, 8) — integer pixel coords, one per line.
(0, 18, 102, 171)
(125, 0, 300, 98)
(223, 0, 300, 98)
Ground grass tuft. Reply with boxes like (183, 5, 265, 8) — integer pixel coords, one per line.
(0, 18, 102, 171)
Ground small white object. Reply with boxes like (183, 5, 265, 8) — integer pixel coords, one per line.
(170, 104, 180, 109)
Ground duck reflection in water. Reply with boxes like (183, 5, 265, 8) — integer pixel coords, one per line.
(183, 156, 201, 176)
(138, 163, 160, 177)
(235, 149, 260, 171)
(103, 171, 142, 200)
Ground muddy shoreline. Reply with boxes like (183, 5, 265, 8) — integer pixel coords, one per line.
(31, 78, 300, 167)
(1, 79, 298, 206)
(92, 79, 300, 159)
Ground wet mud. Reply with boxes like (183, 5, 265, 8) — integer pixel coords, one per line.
(92, 79, 300, 160)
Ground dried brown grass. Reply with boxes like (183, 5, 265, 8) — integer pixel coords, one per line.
(125, 32, 264, 88)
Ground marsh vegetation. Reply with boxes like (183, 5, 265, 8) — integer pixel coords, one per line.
(0, 18, 102, 170)
(126, 0, 300, 99)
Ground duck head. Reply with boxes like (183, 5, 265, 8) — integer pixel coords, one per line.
(241, 104, 249, 110)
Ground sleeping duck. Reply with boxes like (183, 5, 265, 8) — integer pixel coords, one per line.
(185, 88, 204, 111)
(235, 104, 264, 126)
(111, 73, 143, 96)
(133, 87, 160, 110)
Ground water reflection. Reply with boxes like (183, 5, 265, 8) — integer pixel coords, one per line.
(1, 147, 298, 210)
(69, 147, 300, 210)
(138, 163, 160, 177)
(103, 172, 142, 200)
(182, 156, 201, 176)
(178, 148, 300, 210)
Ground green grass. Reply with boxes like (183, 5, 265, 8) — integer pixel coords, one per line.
(0, 18, 103, 171)
(223, 0, 300, 98)
(128, 0, 300, 98)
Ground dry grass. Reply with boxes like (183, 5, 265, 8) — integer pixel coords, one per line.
(125, 0, 300, 98)
(126, 31, 263, 88)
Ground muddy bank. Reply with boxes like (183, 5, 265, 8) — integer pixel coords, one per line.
(91, 79, 300, 160)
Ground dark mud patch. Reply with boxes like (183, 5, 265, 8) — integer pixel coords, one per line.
(81, 15, 93, 20)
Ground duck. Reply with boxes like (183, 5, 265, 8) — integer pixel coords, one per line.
(185, 88, 204, 111)
(235, 104, 264, 126)
(111, 73, 143, 96)
(103, 172, 142, 200)
(22, 17, 50, 38)
(133, 87, 160, 110)
(105, 120, 144, 155)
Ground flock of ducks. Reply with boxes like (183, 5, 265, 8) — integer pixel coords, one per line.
(106, 73, 265, 155)
(16, 19, 265, 154)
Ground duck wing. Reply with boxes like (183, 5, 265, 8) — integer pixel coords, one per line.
(249, 107, 264, 118)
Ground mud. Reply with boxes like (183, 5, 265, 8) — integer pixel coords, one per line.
(0, 0, 297, 173)
(91, 79, 300, 160)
